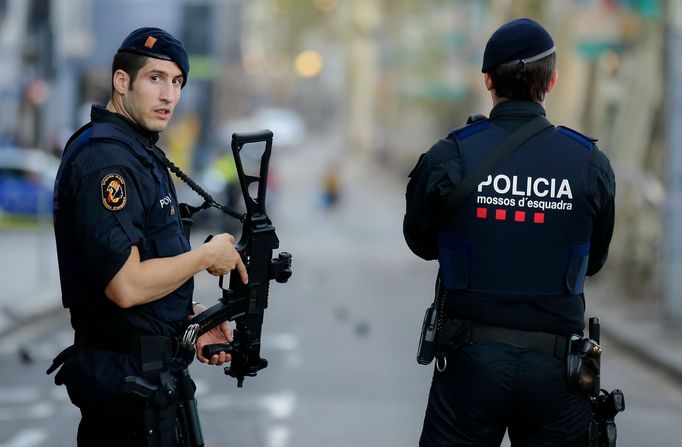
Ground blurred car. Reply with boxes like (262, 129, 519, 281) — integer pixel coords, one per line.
(0, 147, 59, 217)
(219, 107, 306, 150)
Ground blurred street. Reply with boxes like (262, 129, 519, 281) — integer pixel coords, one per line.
(1, 136, 682, 446)
(2, 1, 682, 446)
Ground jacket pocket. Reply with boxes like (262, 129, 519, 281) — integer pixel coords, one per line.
(151, 234, 185, 258)
(565, 244, 590, 294)
(438, 234, 472, 290)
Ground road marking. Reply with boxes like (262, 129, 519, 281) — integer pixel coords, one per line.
(0, 388, 40, 404)
(198, 393, 231, 411)
(262, 390, 296, 419)
(199, 389, 296, 419)
(266, 333, 299, 351)
(199, 390, 295, 446)
(266, 425, 290, 447)
(284, 351, 303, 370)
(0, 429, 48, 447)
(262, 333, 301, 369)
(0, 403, 53, 421)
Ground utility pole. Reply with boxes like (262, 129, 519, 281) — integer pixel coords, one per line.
(664, 0, 682, 324)
(0, 0, 29, 140)
(344, 0, 381, 156)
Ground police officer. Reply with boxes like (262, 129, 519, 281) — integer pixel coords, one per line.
(404, 18, 615, 446)
(52, 27, 248, 446)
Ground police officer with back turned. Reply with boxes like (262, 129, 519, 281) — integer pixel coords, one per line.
(51, 27, 248, 446)
(404, 18, 615, 446)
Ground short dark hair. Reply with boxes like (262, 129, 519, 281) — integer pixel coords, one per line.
(489, 52, 556, 103)
(111, 51, 149, 93)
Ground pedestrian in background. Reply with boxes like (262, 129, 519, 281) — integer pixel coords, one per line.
(404, 18, 615, 446)
(50, 27, 247, 446)
(321, 161, 342, 212)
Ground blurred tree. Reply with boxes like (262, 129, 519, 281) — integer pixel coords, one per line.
(244, 0, 667, 301)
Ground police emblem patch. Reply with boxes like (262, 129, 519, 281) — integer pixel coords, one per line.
(101, 174, 127, 211)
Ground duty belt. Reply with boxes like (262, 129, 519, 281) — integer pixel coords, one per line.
(462, 321, 570, 359)
(79, 332, 180, 378)
(79, 332, 178, 356)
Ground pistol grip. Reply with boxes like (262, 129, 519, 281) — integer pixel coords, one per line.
(202, 343, 234, 359)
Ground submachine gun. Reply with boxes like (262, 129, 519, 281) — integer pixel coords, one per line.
(168, 130, 292, 446)
(181, 129, 292, 387)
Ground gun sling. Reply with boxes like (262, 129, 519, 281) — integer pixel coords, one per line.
(443, 115, 553, 213)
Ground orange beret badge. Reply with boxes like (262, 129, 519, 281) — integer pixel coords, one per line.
(101, 173, 127, 211)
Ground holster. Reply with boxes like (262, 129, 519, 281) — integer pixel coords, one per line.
(122, 370, 179, 447)
(566, 335, 601, 396)
(416, 275, 449, 365)
(416, 303, 438, 365)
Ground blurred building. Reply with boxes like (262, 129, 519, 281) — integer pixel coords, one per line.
(0, 0, 245, 164)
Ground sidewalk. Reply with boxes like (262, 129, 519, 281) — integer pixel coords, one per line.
(0, 226, 62, 338)
(586, 279, 682, 385)
(1, 157, 682, 389)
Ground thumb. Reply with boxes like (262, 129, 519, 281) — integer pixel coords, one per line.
(221, 322, 233, 342)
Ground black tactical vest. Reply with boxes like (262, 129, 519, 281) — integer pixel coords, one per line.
(438, 119, 597, 300)
(54, 111, 192, 335)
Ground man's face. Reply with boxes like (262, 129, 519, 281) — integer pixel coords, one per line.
(121, 59, 184, 132)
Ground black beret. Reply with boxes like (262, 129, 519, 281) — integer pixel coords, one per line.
(117, 27, 189, 87)
(481, 18, 555, 73)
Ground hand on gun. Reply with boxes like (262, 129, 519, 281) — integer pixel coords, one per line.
(202, 233, 248, 283)
(193, 302, 234, 365)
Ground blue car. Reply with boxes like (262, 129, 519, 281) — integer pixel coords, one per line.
(0, 147, 58, 217)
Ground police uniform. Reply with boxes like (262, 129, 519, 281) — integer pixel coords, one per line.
(52, 28, 193, 446)
(404, 19, 616, 447)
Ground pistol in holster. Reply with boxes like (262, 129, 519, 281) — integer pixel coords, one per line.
(566, 335, 602, 396)
(122, 371, 180, 446)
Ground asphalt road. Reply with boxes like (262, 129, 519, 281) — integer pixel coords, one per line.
(1, 138, 681, 446)
(2, 274, 682, 446)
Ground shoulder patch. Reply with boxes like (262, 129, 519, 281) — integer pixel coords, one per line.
(451, 119, 492, 140)
(101, 173, 127, 211)
(556, 126, 597, 149)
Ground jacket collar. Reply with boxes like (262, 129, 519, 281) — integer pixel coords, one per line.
(89, 105, 160, 148)
(489, 100, 546, 121)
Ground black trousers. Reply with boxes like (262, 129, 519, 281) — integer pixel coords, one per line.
(59, 346, 174, 447)
(77, 403, 147, 447)
(419, 341, 590, 447)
